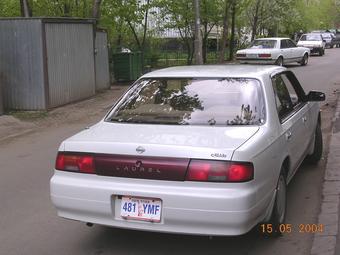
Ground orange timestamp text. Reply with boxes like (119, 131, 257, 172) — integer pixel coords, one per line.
(260, 223, 324, 234)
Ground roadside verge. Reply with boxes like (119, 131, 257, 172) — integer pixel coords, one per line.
(311, 92, 340, 255)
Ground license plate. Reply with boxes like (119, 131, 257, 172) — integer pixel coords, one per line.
(247, 54, 257, 58)
(120, 196, 162, 222)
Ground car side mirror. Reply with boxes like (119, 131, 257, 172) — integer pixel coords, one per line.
(306, 91, 326, 101)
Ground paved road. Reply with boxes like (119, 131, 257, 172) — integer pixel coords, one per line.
(1, 49, 340, 255)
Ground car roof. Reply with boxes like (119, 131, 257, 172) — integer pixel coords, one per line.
(302, 33, 322, 37)
(254, 37, 290, 40)
(142, 65, 285, 80)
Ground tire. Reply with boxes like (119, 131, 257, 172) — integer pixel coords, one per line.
(319, 49, 323, 56)
(275, 57, 283, 66)
(300, 54, 308, 66)
(305, 123, 323, 164)
(268, 170, 287, 237)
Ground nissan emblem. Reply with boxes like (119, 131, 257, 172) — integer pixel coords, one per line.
(136, 146, 146, 154)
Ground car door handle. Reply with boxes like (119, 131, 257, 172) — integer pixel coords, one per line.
(285, 131, 292, 140)
(302, 116, 307, 123)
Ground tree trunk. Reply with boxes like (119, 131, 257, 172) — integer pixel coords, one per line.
(202, 23, 208, 63)
(218, 0, 229, 63)
(251, 0, 261, 41)
(92, 0, 102, 19)
(127, 20, 142, 50)
(20, 0, 32, 17)
(228, 0, 236, 61)
(193, 0, 203, 65)
(142, 0, 150, 49)
(83, 0, 88, 17)
(63, 3, 71, 16)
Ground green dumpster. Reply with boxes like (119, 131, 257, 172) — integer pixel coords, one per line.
(112, 52, 142, 81)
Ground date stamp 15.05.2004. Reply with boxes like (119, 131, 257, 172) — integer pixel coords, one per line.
(260, 223, 324, 234)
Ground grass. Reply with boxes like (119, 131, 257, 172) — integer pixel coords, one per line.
(9, 110, 48, 121)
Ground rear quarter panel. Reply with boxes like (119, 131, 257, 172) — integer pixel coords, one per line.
(231, 73, 288, 216)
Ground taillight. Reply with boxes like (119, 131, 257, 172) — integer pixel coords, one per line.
(258, 53, 271, 58)
(55, 153, 95, 174)
(186, 160, 253, 182)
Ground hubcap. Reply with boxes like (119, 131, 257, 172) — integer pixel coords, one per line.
(276, 175, 286, 223)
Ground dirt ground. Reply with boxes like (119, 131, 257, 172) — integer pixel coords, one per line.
(0, 85, 129, 143)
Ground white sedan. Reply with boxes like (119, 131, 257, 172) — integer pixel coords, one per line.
(236, 38, 310, 66)
(50, 65, 325, 236)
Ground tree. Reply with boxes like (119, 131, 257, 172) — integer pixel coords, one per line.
(101, 0, 153, 53)
(20, 0, 32, 17)
(218, 0, 230, 63)
(156, 0, 195, 64)
(92, 0, 102, 19)
(200, 0, 223, 63)
(193, 0, 203, 64)
(229, 0, 236, 60)
(0, 0, 21, 17)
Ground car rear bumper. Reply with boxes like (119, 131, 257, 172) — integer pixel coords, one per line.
(304, 47, 323, 54)
(238, 59, 276, 65)
(50, 171, 273, 236)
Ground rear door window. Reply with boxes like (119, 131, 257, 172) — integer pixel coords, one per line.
(272, 73, 305, 121)
(107, 78, 266, 126)
(280, 40, 288, 49)
(287, 40, 296, 48)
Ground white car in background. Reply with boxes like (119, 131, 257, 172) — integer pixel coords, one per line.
(51, 65, 325, 236)
(236, 38, 310, 66)
(297, 33, 326, 56)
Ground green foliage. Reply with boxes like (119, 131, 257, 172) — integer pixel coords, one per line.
(0, 0, 339, 66)
(0, 0, 20, 17)
(32, 0, 92, 17)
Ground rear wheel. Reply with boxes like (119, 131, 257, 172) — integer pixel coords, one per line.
(319, 48, 324, 56)
(300, 54, 308, 66)
(268, 170, 287, 237)
(275, 57, 283, 66)
(305, 123, 323, 164)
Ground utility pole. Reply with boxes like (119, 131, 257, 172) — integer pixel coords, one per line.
(194, 0, 203, 65)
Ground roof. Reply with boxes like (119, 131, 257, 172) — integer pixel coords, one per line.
(255, 37, 290, 40)
(0, 17, 95, 24)
(142, 65, 285, 79)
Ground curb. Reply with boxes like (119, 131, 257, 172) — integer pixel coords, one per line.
(311, 98, 340, 255)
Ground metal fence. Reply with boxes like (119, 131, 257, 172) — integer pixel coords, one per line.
(0, 18, 96, 111)
(0, 19, 46, 110)
(144, 50, 228, 69)
(45, 22, 95, 108)
(95, 31, 110, 90)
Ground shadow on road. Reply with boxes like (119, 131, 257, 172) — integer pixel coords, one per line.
(81, 225, 271, 255)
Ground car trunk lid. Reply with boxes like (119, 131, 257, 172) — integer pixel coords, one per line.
(62, 122, 259, 180)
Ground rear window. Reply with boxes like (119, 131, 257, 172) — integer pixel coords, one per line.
(321, 33, 331, 39)
(249, 40, 277, 49)
(300, 34, 321, 41)
(106, 78, 266, 126)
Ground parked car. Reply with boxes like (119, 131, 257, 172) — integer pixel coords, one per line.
(297, 33, 326, 56)
(50, 65, 325, 236)
(321, 32, 335, 48)
(236, 38, 310, 66)
(333, 32, 340, 48)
